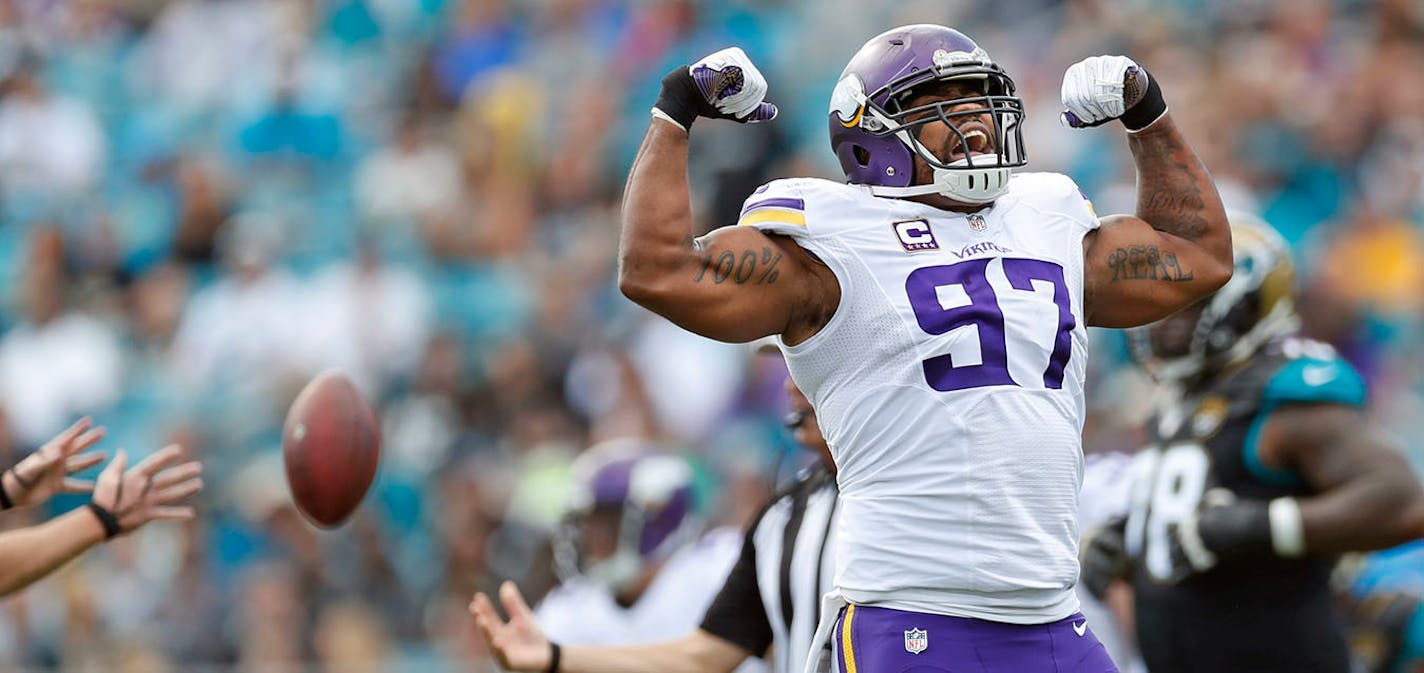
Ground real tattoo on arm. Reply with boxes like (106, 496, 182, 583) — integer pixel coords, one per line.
(1106, 245, 1194, 282)
(1129, 125, 1212, 241)
(693, 246, 783, 285)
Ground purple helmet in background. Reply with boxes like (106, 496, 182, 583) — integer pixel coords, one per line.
(553, 439, 699, 592)
(829, 24, 1027, 204)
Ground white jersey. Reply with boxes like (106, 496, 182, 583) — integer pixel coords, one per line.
(740, 173, 1099, 623)
(537, 527, 768, 673)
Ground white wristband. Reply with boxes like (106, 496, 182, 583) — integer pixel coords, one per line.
(650, 107, 688, 132)
(1268, 497, 1306, 558)
(1123, 106, 1170, 134)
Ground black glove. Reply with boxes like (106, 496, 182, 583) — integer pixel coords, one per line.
(1117, 66, 1167, 131)
(1080, 515, 1133, 600)
(1165, 488, 1274, 582)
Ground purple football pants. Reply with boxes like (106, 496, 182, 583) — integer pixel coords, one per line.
(833, 605, 1119, 673)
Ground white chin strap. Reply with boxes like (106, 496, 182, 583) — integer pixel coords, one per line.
(869, 157, 1012, 203)
(861, 105, 1012, 204)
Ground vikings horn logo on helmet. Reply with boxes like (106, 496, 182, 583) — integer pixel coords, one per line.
(830, 73, 868, 129)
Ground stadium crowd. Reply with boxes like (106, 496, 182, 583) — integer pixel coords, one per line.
(0, 0, 1419, 670)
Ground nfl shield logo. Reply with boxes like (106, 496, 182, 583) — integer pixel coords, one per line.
(968, 214, 987, 232)
(904, 628, 928, 655)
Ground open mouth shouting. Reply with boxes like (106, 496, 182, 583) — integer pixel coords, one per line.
(946, 122, 993, 162)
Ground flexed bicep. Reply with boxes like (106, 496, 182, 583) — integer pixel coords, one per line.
(621, 225, 836, 344)
(1063, 57, 1232, 327)
(1083, 214, 1232, 327)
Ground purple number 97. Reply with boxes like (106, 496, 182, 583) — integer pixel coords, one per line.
(906, 257, 1075, 392)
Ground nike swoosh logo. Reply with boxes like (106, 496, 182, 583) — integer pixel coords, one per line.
(1301, 364, 1337, 387)
(1073, 621, 1087, 637)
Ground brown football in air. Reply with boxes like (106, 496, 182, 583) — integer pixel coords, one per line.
(282, 371, 380, 528)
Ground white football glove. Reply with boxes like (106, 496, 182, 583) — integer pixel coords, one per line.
(1060, 55, 1164, 130)
(653, 47, 777, 130)
(690, 47, 777, 121)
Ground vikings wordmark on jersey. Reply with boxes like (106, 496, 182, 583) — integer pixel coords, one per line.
(742, 170, 1098, 624)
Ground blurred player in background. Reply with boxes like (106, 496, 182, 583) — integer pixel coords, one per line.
(0, 418, 204, 596)
(1079, 214, 1424, 673)
(1336, 547, 1424, 673)
(473, 350, 838, 673)
(617, 21, 1232, 672)
(1074, 448, 1144, 671)
(474, 439, 765, 671)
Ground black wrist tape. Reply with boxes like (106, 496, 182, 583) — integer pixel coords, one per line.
(546, 642, 561, 673)
(1120, 67, 1167, 132)
(1198, 500, 1272, 559)
(86, 502, 122, 540)
(0, 471, 12, 510)
(654, 66, 701, 130)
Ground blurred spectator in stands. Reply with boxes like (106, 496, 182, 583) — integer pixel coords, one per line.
(431, 0, 522, 105)
(0, 57, 105, 212)
(447, 69, 541, 261)
(300, 240, 434, 393)
(131, 0, 283, 120)
(234, 561, 309, 672)
(237, 45, 345, 164)
(170, 155, 237, 267)
(169, 212, 304, 405)
(354, 112, 461, 234)
(0, 229, 121, 448)
(315, 599, 393, 673)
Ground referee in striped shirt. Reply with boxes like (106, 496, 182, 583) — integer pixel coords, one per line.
(472, 356, 838, 673)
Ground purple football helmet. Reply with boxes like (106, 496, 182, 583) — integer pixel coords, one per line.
(553, 439, 699, 592)
(829, 24, 1027, 204)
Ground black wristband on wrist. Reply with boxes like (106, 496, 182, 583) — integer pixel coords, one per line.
(86, 502, 122, 540)
(546, 641, 561, 673)
(1197, 499, 1272, 559)
(653, 66, 701, 130)
(1120, 67, 1167, 132)
(0, 471, 13, 510)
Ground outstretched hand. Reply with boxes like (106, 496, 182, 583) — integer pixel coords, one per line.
(90, 445, 204, 536)
(5, 418, 107, 508)
(470, 581, 553, 673)
(1079, 516, 1132, 600)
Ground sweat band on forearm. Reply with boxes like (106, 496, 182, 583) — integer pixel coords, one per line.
(1268, 497, 1306, 558)
(1121, 67, 1168, 132)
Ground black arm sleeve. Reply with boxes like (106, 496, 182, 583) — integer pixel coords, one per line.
(699, 511, 774, 656)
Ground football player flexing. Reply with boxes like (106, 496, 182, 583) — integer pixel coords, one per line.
(618, 23, 1231, 673)
(1079, 214, 1424, 673)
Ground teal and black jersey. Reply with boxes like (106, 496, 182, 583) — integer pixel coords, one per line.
(1125, 336, 1368, 673)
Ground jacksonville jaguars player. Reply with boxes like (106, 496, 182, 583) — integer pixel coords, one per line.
(618, 23, 1232, 673)
(1079, 214, 1424, 673)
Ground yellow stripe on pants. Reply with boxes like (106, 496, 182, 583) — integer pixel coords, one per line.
(841, 605, 858, 673)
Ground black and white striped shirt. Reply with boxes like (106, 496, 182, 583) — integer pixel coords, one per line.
(700, 467, 838, 673)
